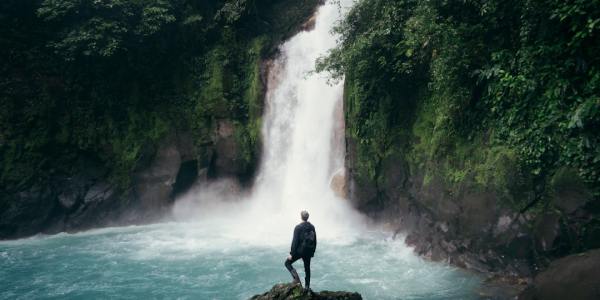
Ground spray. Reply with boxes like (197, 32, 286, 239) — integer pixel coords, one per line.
(173, 0, 363, 245)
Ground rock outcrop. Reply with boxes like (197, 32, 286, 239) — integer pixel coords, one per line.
(250, 283, 362, 300)
(346, 128, 598, 280)
(519, 249, 600, 300)
(0, 131, 196, 239)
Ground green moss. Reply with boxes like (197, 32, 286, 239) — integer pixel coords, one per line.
(1, 0, 321, 194)
(410, 101, 526, 205)
(108, 111, 169, 187)
(550, 167, 588, 193)
(187, 33, 269, 177)
(245, 36, 268, 120)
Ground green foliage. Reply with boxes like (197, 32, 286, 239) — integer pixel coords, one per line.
(1, 0, 319, 191)
(319, 0, 600, 202)
(37, 0, 177, 60)
(108, 110, 169, 186)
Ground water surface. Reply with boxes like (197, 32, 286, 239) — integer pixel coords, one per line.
(0, 222, 482, 299)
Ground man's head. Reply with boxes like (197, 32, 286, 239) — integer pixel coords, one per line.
(300, 210, 309, 221)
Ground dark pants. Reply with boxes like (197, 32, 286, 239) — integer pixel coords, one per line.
(285, 255, 311, 288)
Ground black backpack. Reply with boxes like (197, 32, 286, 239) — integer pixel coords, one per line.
(299, 229, 316, 256)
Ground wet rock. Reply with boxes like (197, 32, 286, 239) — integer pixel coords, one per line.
(212, 119, 247, 177)
(329, 170, 347, 199)
(64, 181, 122, 231)
(171, 160, 199, 198)
(519, 249, 600, 300)
(533, 212, 560, 252)
(456, 254, 492, 273)
(456, 191, 497, 236)
(175, 131, 196, 162)
(503, 233, 533, 259)
(345, 136, 378, 211)
(250, 283, 362, 300)
(0, 184, 56, 238)
(550, 168, 592, 214)
(84, 182, 115, 204)
(479, 275, 528, 300)
(493, 215, 513, 236)
(133, 137, 181, 211)
(300, 14, 317, 31)
(58, 186, 82, 210)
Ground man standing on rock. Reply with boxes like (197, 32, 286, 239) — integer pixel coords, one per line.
(285, 210, 317, 292)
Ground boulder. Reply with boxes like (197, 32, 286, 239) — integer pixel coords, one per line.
(0, 184, 56, 238)
(533, 212, 560, 252)
(83, 182, 115, 204)
(250, 283, 362, 300)
(519, 249, 600, 300)
(212, 119, 247, 177)
(550, 168, 592, 214)
(133, 138, 181, 211)
(64, 181, 122, 231)
(329, 169, 347, 199)
(58, 187, 81, 210)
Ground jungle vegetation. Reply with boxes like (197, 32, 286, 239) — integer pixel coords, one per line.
(319, 0, 600, 207)
(1, 0, 317, 191)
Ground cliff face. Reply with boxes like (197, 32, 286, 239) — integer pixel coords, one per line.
(0, 0, 321, 239)
(343, 67, 598, 277)
(346, 135, 596, 277)
(329, 0, 600, 282)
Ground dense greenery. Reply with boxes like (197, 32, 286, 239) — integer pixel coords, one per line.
(320, 0, 600, 203)
(0, 0, 317, 191)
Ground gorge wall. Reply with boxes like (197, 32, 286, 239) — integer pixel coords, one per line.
(320, 0, 600, 281)
(0, 0, 321, 239)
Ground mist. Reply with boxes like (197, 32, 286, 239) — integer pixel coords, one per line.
(172, 0, 367, 246)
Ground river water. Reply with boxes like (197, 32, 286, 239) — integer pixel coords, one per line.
(0, 1, 484, 299)
(0, 222, 481, 299)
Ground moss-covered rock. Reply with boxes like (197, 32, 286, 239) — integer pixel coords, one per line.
(250, 283, 362, 300)
(519, 249, 600, 300)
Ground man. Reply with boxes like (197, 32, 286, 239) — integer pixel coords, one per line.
(285, 210, 317, 291)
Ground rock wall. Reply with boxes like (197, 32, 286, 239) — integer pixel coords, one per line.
(0, 130, 193, 238)
(344, 102, 598, 281)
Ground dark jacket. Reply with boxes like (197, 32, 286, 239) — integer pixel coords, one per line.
(290, 221, 317, 258)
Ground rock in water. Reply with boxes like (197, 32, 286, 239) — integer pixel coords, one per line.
(250, 283, 362, 300)
(519, 248, 600, 300)
(329, 170, 347, 199)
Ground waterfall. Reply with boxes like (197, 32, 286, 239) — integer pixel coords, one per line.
(173, 0, 363, 243)
(249, 0, 362, 237)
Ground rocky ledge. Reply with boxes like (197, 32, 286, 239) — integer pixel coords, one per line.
(519, 248, 600, 300)
(250, 283, 362, 300)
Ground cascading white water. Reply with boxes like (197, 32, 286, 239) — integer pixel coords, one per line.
(248, 0, 362, 237)
(173, 0, 364, 242)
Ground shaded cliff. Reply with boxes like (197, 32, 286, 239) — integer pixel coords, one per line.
(0, 0, 321, 239)
(317, 0, 600, 286)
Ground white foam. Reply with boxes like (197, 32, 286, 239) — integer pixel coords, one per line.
(173, 0, 365, 244)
